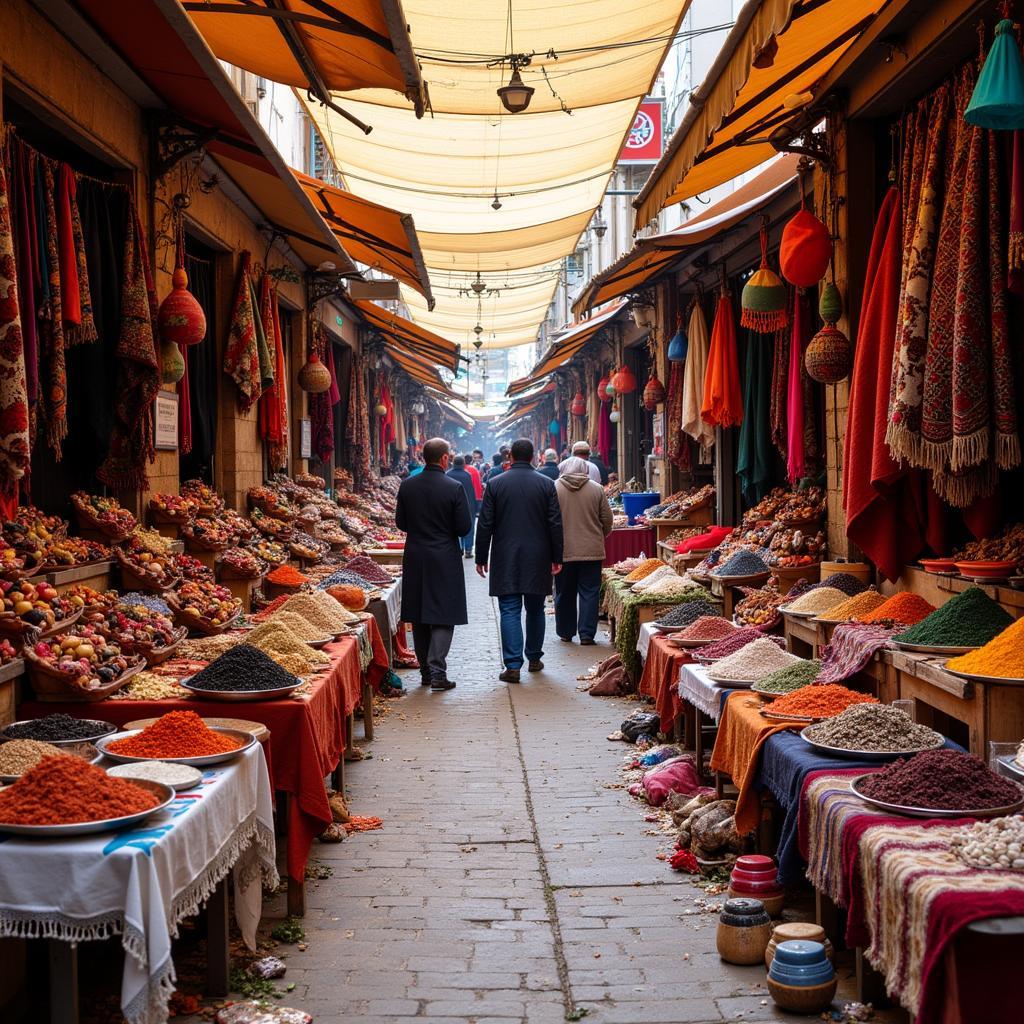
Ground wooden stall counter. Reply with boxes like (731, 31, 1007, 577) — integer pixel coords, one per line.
(46, 561, 113, 595)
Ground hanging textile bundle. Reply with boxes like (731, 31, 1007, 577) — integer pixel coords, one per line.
(818, 281, 843, 324)
(965, 19, 1024, 129)
(805, 325, 851, 384)
(667, 312, 688, 361)
(598, 373, 613, 401)
(609, 407, 621, 424)
(780, 207, 832, 287)
(610, 364, 637, 394)
(158, 224, 206, 347)
(159, 339, 185, 384)
(297, 351, 331, 393)
(642, 374, 666, 410)
(570, 390, 586, 417)
(548, 418, 560, 435)
(741, 224, 789, 332)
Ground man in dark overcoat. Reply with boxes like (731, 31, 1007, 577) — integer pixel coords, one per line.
(475, 437, 563, 684)
(396, 437, 471, 690)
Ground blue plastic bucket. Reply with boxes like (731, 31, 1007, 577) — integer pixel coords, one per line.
(621, 492, 660, 525)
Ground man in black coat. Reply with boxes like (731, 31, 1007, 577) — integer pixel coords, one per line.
(446, 454, 478, 558)
(475, 437, 563, 684)
(396, 437, 472, 690)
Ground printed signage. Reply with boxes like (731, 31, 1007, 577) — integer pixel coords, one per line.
(154, 391, 178, 451)
(619, 99, 664, 165)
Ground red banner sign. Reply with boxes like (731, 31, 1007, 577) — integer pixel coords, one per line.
(619, 99, 664, 164)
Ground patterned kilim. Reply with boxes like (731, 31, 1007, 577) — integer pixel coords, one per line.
(815, 621, 898, 684)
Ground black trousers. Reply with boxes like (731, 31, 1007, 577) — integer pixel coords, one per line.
(411, 623, 455, 681)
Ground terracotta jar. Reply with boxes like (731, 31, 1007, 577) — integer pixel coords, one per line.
(767, 940, 837, 1013)
(729, 854, 784, 917)
(765, 922, 833, 968)
(716, 898, 773, 966)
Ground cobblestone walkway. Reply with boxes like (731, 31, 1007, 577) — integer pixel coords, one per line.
(272, 564, 888, 1023)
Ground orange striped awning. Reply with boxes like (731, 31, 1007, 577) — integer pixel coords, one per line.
(384, 345, 458, 400)
(353, 299, 458, 372)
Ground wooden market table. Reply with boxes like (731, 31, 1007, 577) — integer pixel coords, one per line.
(645, 508, 714, 548)
(781, 611, 822, 658)
(677, 663, 737, 780)
(19, 624, 390, 917)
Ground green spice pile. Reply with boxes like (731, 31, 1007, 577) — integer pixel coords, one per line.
(893, 586, 1014, 648)
(804, 704, 942, 752)
(752, 659, 822, 696)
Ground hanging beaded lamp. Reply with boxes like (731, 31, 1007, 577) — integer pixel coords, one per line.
(741, 221, 789, 332)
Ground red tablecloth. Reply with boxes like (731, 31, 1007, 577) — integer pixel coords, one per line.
(638, 633, 690, 731)
(603, 527, 656, 567)
(21, 626, 388, 883)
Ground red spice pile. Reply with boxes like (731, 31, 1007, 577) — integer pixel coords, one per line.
(679, 616, 735, 642)
(0, 756, 158, 825)
(770, 684, 877, 718)
(267, 565, 308, 587)
(253, 594, 289, 621)
(109, 710, 241, 758)
(857, 592, 935, 626)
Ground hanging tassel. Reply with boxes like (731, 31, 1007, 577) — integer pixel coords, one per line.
(741, 221, 789, 332)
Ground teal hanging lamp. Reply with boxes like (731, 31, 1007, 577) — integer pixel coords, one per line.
(965, 16, 1024, 129)
(667, 312, 688, 361)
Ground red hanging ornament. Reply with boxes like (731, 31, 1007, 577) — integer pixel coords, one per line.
(158, 223, 206, 347)
(610, 364, 637, 394)
(597, 374, 612, 402)
(570, 390, 586, 417)
(642, 374, 666, 410)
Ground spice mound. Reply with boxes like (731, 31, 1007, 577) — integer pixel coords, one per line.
(769, 684, 877, 719)
(857, 592, 935, 626)
(244, 623, 330, 674)
(951, 816, 1024, 871)
(944, 616, 1024, 679)
(267, 564, 308, 588)
(5, 714, 109, 742)
(0, 739, 71, 776)
(700, 627, 783, 662)
(187, 644, 302, 692)
(894, 586, 1014, 649)
(624, 558, 664, 582)
(107, 761, 202, 789)
(658, 599, 719, 628)
(809, 572, 868, 597)
(803, 704, 942, 753)
(0, 756, 159, 825)
(706, 638, 801, 683)
(279, 591, 357, 632)
(857, 749, 1022, 811)
(678, 616, 735, 642)
(108, 710, 242, 757)
(752, 659, 821, 696)
(640, 577, 707, 600)
(814, 590, 886, 623)
(784, 586, 849, 615)
(712, 550, 768, 578)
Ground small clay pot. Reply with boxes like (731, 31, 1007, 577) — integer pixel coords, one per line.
(728, 884, 784, 918)
(716, 898, 773, 965)
(730, 854, 784, 916)
(767, 940, 836, 1012)
(766, 975, 837, 1013)
(765, 923, 833, 968)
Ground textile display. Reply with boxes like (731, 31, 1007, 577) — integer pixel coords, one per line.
(737, 330, 773, 502)
(665, 357, 688, 469)
(709, 691, 806, 835)
(345, 358, 372, 488)
(257, 275, 285, 462)
(0, 743, 276, 1024)
(636, 621, 658, 661)
(681, 301, 714, 454)
(38, 159, 67, 456)
(57, 164, 96, 346)
(701, 292, 743, 429)
(222, 251, 261, 413)
(678, 663, 734, 721)
(785, 290, 816, 483)
(602, 526, 655, 567)
(769, 320, 788, 459)
(8, 139, 38, 423)
(815, 621, 899, 684)
(269, 289, 288, 469)
(97, 205, 159, 490)
(0, 148, 30, 513)
(249, 274, 273, 389)
(638, 633, 691, 732)
(309, 321, 336, 464)
(1010, 129, 1024, 285)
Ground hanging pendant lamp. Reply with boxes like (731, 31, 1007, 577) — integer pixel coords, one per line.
(741, 222, 789, 332)
(570, 390, 586, 417)
(158, 226, 206, 347)
(598, 374, 613, 401)
(642, 374, 666, 410)
(298, 351, 331, 393)
(611, 364, 637, 394)
(667, 313, 688, 361)
(965, 18, 1024, 129)
(160, 339, 185, 384)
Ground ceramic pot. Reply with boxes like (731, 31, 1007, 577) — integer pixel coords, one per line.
(766, 976, 837, 1013)
(716, 898, 773, 966)
(727, 884, 784, 918)
(767, 940, 836, 1012)
(729, 855, 784, 916)
(765, 923, 833, 968)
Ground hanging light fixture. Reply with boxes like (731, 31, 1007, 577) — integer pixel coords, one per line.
(498, 61, 534, 114)
(471, 272, 486, 294)
(611, 364, 637, 394)
(491, 193, 503, 210)
(472, 337, 484, 350)
(592, 207, 607, 239)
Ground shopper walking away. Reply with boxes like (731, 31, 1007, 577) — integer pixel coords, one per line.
(488, 452, 505, 481)
(559, 440, 602, 483)
(396, 438, 472, 690)
(554, 456, 613, 645)
(476, 437, 563, 683)
(537, 448, 560, 480)
(447, 455, 478, 558)
(463, 455, 483, 506)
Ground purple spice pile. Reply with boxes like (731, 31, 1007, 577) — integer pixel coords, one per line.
(858, 749, 1022, 810)
(700, 626, 784, 661)
(809, 573, 868, 597)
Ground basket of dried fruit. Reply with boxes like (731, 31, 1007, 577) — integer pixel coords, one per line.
(23, 631, 146, 702)
(216, 547, 268, 580)
(70, 492, 137, 542)
(148, 494, 198, 525)
(167, 582, 243, 636)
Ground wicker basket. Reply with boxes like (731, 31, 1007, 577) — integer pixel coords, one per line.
(183, 534, 229, 554)
(777, 512, 824, 531)
(23, 650, 146, 702)
(217, 559, 267, 581)
(249, 496, 295, 522)
(769, 563, 822, 594)
(121, 628, 188, 666)
(114, 550, 179, 593)
(0, 606, 83, 645)
(148, 503, 194, 526)
(71, 504, 135, 543)
(167, 599, 242, 636)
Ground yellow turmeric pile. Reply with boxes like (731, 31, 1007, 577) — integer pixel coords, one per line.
(945, 617, 1024, 679)
(624, 558, 664, 582)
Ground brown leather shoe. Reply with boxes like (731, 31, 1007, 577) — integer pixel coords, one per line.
(499, 668, 521, 683)
(528, 660, 544, 672)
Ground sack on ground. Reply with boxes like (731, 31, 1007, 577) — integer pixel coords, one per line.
(620, 710, 660, 740)
(635, 755, 702, 806)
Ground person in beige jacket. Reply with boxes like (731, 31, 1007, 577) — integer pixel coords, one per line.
(554, 456, 613, 644)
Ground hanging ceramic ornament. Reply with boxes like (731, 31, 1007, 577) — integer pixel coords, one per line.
(298, 351, 331, 393)
(570, 390, 586, 417)
(160, 339, 185, 384)
(806, 279, 851, 383)
(609, 407, 621, 424)
(780, 205, 832, 287)
(741, 223, 789, 332)
(375, 401, 388, 415)
(611, 364, 637, 394)
(965, 17, 1024, 129)
(818, 281, 843, 324)
(642, 374, 666, 410)
(158, 226, 206, 347)
(667, 312, 688, 361)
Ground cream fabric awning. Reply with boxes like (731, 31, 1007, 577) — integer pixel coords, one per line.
(633, 0, 888, 229)
(304, 2, 690, 350)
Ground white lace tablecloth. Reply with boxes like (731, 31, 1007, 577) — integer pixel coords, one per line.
(637, 621, 659, 661)
(379, 577, 402, 633)
(0, 743, 277, 1024)
(678, 663, 734, 721)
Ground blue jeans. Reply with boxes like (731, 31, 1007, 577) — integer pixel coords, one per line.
(498, 593, 546, 670)
(554, 560, 602, 640)
(461, 515, 475, 554)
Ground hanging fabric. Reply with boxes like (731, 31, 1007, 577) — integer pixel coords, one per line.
(97, 203, 159, 490)
(701, 292, 743, 429)
(0, 148, 31, 515)
(785, 291, 813, 482)
(308, 319, 334, 464)
(1010, 129, 1024, 291)
(222, 251, 261, 413)
(681, 301, 713, 453)
(269, 287, 288, 470)
(38, 159, 67, 456)
(257, 272, 282, 451)
(597, 397, 611, 466)
(666, 358, 687, 470)
(178, 344, 193, 457)
(57, 164, 95, 346)
(737, 332, 773, 502)
(769, 318, 789, 458)
(8, 140, 38, 431)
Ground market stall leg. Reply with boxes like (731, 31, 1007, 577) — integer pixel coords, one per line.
(206, 877, 229, 997)
(362, 680, 374, 740)
(48, 940, 77, 1024)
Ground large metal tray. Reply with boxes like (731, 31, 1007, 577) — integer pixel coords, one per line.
(799, 726, 944, 762)
(0, 718, 117, 746)
(97, 727, 254, 766)
(178, 678, 302, 702)
(892, 640, 979, 656)
(778, 604, 824, 620)
(942, 664, 1024, 686)
(0, 778, 174, 837)
(850, 774, 1024, 819)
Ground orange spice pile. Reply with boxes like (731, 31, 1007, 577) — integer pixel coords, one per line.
(344, 815, 383, 834)
(108, 710, 241, 758)
(267, 565, 308, 587)
(623, 558, 664, 582)
(857, 592, 935, 626)
(770, 684, 877, 719)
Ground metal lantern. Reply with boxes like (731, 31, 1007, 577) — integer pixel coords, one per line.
(642, 374, 666, 410)
(805, 325, 852, 384)
(570, 390, 586, 417)
(610, 364, 637, 394)
(297, 351, 331, 393)
(157, 265, 206, 347)
(160, 339, 185, 385)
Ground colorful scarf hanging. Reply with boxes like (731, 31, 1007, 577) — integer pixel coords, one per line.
(1010, 130, 1024, 289)
(737, 332, 773, 502)
(249, 273, 273, 388)
(222, 251, 261, 413)
(887, 81, 952, 466)
(8, 140, 38, 425)
(178, 345, 192, 456)
(0, 152, 31, 514)
(344, 357, 371, 488)
(257, 273, 281, 446)
(38, 159, 68, 456)
(57, 164, 95, 346)
(97, 204, 160, 491)
(681, 301, 714, 455)
(701, 293, 743, 429)
(785, 291, 813, 482)
(269, 287, 288, 469)
(666, 358, 687, 469)
(309, 318, 334, 464)
(769, 319, 788, 458)
(597, 395, 611, 467)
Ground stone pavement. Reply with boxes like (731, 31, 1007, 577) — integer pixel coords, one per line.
(260, 563, 901, 1023)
